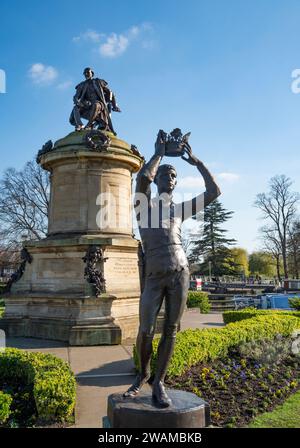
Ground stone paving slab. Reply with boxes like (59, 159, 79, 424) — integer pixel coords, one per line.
(181, 310, 225, 330)
(74, 376, 138, 428)
(70, 345, 135, 376)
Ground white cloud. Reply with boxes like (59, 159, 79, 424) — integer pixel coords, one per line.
(99, 33, 129, 57)
(28, 63, 58, 85)
(128, 25, 140, 38)
(73, 23, 153, 58)
(57, 80, 72, 90)
(217, 172, 240, 183)
(73, 29, 102, 43)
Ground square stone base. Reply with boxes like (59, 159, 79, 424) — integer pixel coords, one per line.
(1, 235, 142, 345)
(0, 316, 122, 345)
(0, 294, 141, 345)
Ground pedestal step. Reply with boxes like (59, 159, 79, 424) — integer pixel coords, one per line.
(106, 390, 210, 428)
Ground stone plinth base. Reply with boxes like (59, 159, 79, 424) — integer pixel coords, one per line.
(0, 236, 141, 345)
(106, 390, 210, 428)
(1, 293, 140, 345)
(0, 131, 144, 346)
(0, 314, 122, 345)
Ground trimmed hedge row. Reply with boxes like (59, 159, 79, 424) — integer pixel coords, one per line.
(135, 314, 300, 378)
(0, 348, 76, 422)
(187, 291, 211, 314)
(0, 391, 12, 424)
(223, 308, 300, 324)
(289, 297, 300, 311)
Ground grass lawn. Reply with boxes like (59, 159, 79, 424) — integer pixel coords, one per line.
(0, 306, 4, 317)
(249, 390, 300, 428)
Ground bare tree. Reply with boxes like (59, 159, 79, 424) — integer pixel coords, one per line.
(287, 219, 300, 278)
(0, 161, 50, 247)
(260, 226, 282, 281)
(255, 175, 299, 279)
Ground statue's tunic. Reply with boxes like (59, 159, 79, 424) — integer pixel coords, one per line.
(139, 200, 189, 276)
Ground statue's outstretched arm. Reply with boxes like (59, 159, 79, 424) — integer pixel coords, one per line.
(180, 143, 221, 219)
(135, 130, 166, 195)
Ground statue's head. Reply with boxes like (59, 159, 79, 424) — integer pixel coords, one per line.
(154, 164, 177, 194)
(83, 67, 94, 79)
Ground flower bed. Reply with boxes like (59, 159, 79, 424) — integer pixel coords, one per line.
(249, 389, 300, 428)
(132, 311, 300, 426)
(167, 335, 300, 427)
(152, 311, 300, 427)
(0, 348, 76, 427)
(138, 313, 300, 377)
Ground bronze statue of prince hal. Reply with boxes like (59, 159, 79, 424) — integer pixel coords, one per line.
(124, 129, 221, 408)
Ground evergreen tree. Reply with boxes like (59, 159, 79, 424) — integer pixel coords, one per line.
(189, 199, 236, 276)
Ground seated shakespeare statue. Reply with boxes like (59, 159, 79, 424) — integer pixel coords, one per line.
(69, 67, 121, 133)
(124, 130, 221, 407)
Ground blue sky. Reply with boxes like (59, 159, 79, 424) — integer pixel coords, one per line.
(0, 0, 300, 252)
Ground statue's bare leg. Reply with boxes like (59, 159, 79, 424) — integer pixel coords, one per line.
(124, 278, 164, 398)
(123, 332, 152, 397)
(151, 332, 176, 407)
(151, 269, 189, 408)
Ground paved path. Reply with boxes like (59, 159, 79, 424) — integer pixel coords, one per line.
(6, 311, 224, 428)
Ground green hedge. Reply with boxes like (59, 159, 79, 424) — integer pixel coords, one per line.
(289, 297, 300, 311)
(0, 299, 4, 317)
(134, 314, 300, 378)
(223, 308, 300, 324)
(0, 348, 76, 422)
(0, 391, 12, 424)
(187, 291, 211, 314)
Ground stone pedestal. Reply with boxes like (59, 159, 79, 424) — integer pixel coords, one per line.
(0, 131, 144, 345)
(106, 390, 210, 428)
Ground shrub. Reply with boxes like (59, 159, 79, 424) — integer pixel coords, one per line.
(223, 308, 300, 324)
(134, 314, 300, 378)
(289, 297, 300, 311)
(187, 291, 211, 314)
(0, 348, 76, 422)
(238, 334, 292, 366)
(0, 391, 12, 424)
